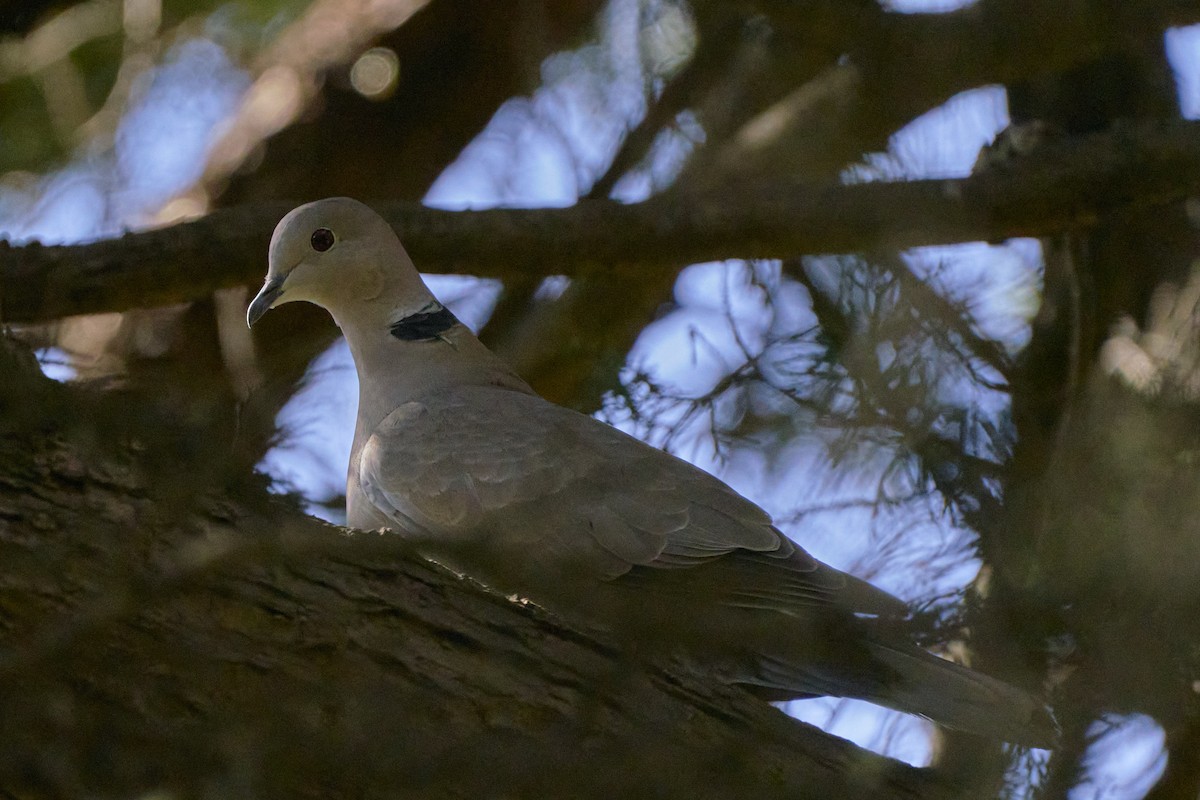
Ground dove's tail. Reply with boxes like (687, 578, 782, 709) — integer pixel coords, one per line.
(860, 641, 1056, 747)
(748, 640, 1056, 747)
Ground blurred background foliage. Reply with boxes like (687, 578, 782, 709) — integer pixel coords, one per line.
(1, 0, 1200, 798)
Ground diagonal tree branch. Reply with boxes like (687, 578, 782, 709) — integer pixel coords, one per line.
(0, 338, 955, 800)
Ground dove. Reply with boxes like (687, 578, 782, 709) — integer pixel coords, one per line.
(248, 197, 1054, 746)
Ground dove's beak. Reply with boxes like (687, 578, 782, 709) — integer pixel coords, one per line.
(247, 277, 285, 328)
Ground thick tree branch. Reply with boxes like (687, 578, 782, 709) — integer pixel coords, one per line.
(0, 340, 955, 799)
(1, 118, 1198, 324)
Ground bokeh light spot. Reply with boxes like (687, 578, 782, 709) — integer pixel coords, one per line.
(350, 47, 399, 100)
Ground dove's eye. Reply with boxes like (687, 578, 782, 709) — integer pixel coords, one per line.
(311, 228, 335, 252)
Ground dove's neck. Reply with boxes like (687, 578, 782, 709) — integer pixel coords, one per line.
(330, 296, 534, 438)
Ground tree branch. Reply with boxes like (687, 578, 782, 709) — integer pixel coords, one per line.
(0, 339, 954, 799)
(673, 0, 1200, 193)
(751, 0, 1200, 92)
(2, 118, 1198, 324)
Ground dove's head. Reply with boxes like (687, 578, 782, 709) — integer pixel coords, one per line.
(247, 197, 434, 327)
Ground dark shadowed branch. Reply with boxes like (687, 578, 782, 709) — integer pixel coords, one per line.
(2, 118, 1199, 325)
(0, 338, 956, 800)
(750, 0, 1200, 92)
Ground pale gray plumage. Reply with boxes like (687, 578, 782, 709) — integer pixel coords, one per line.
(249, 197, 1055, 747)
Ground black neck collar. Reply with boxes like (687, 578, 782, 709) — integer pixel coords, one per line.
(389, 303, 459, 342)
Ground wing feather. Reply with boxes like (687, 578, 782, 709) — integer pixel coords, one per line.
(358, 385, 904, 616)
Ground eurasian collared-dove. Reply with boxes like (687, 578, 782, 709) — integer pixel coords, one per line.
(248, 197, 1054, 746)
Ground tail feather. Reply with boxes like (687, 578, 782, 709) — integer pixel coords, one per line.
(745, 642, 1057, 747)
(864, 641, 1057, 748)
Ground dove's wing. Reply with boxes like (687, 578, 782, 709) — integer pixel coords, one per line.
(358, 384, 903, 617)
